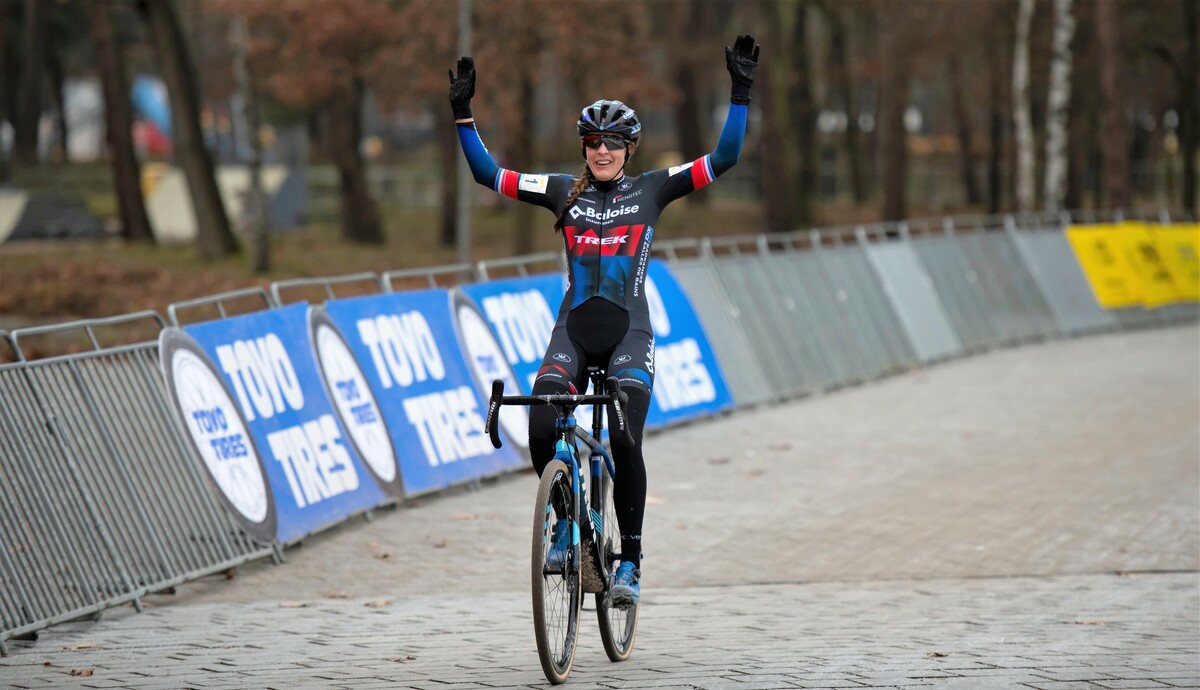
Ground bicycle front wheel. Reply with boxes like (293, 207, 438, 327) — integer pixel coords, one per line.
(595, 463, 638, 661)
(532, 459, 581, 684)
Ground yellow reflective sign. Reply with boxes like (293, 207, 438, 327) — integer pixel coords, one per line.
(1065, 224, 1141, 308)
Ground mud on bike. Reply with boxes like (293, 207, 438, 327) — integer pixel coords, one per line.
(484, 368, 640, 684)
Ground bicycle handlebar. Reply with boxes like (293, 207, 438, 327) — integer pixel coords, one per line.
(484, 377, 635, 450)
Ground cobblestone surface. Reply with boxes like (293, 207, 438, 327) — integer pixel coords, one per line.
(1, 325, 1197, 688)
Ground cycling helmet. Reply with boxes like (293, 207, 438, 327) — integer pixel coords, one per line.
(577, 99, 641, 144)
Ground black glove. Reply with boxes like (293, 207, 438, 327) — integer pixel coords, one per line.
(448, 56, 476, 120)
(725, 34, 760, 105)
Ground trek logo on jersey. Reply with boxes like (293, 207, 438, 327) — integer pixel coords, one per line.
(518, 174, 548, 194)
(568, 204, 640, 222)
(668, 161, 694, 177)
(565, 225, 647, 257)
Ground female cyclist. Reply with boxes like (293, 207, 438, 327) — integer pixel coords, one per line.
(450, 35, 759, 609)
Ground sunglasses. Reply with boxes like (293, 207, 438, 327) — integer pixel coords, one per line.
(582, 133, 630, 150)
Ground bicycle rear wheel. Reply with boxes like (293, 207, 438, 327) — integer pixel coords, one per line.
(532, 459, 581, 684)
(595, 463, 638, 661)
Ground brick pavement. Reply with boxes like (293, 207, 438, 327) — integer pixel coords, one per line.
(0, 325, 1197, 688)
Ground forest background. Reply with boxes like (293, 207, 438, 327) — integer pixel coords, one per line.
(0, 0, 1195, 335)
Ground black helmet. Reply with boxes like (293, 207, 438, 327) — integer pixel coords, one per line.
(577, 99, 641, 144)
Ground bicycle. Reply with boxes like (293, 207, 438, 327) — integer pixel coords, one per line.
(484, 367, 640, 684)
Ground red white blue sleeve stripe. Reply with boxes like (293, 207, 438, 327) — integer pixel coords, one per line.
(494, 168, 520, 198)
(690, 155, 716, 189)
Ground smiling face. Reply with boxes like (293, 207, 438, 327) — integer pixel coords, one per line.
(584, 139, 632, 182)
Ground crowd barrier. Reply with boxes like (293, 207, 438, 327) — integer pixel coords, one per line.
(1, 210, 1197, 653)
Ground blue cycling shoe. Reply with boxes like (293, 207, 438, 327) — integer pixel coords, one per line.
(608, 561, 640, 609)
(545, 518, 571, 570)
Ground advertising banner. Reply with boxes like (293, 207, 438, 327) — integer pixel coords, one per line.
(460, 262, 732, 429)
(323, 289, 526, 495)
(1112, 222, 1182, 308)
(160, 303, 392, 545)
(1065, 224, 1143, 308)
(1153, 223, 1200, 302)
(459, 273, 564, 393)
(643, 260, 734, 426)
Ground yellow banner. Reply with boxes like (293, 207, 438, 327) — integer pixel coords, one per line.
(1152, 223, 1200, 302)
(1115, 222, 1181, 308)
(1065, 224, 1142, 308)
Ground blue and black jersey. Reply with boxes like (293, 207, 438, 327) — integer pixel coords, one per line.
(456, 103, 748, 334)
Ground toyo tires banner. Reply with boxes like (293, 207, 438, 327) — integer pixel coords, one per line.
(160, 303, 394, 545)
(322, 288, 526, 495)
(461, 261, 732, 429)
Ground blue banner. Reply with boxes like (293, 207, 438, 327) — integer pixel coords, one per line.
(459, 273, 564, 394)
(177, 304, 389, 544)
(323, 289, 526, 495)
(644, 260, 734, 426)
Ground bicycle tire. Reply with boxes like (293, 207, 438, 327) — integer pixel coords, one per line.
(595, 463, 638, 662)
(531, 459, 581, 684)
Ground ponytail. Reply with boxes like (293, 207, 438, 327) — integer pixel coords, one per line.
(554, 163, 594, 233)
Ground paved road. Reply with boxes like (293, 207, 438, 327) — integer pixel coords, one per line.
(1, 325, 1197, 689)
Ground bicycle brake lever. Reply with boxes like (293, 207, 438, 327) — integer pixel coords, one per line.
(485, 379, 504, 449)
(605, 376, 636, 448)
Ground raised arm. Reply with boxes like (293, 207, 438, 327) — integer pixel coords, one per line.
(655, 35, 760, 205)
(450, 56, 567, 210)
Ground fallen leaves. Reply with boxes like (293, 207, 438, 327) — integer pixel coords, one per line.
(64, 643, 96, 651)
(365, 600, 392, 608)
(69, 669, 94, 677)
(278, 601, 309, 609)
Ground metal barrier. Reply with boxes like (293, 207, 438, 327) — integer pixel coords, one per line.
(381, 262, 478, 291)
(0, 313, 274, 654)
(270, 271, 383, 306)
(168, 287, 276, 327)
(2, 209, 1194, 653)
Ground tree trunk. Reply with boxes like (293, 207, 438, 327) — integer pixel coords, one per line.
(668, 0, 708, 206)
(1044, 0, 1075, 215)
(0, 0, 12, 182)
(818, 1, 865, 205)
(46, 49, 67, 162)
(878, 3, 909, 222)
(509, 68, 535, 255)
(1095, 0, 1129, 210)
(14, 0, 46, 166)
(789, 0, 817, 226)
(987, 6, 1008, 215)
(948, 56, 981, 207)
(438, 112, 457, 247)
(1012, 0, 1036, 212)
(91, 1, 153, 243)
(325, 78, 384, 245)
(232, 16, 268, 272)
(756, 22, 794, 234)
(139, 0, 238, 259)
(1181, 0, 1198, 214)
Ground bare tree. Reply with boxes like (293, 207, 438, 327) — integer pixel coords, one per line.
(1012, 0, 1036, 212)
(814, 0, 865, 205)
(138, 0, 239, 259)
(1146, 0, 1199, 214)
(91, 1, 153, 243)
(878, 1, 911, 221)
(1095, 0, 1130, 209)
(1044, 0, 1075, 214)
(13, 0, 46, 166)
(948, 56, 982, 206)
(789, 0, 817, 226)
